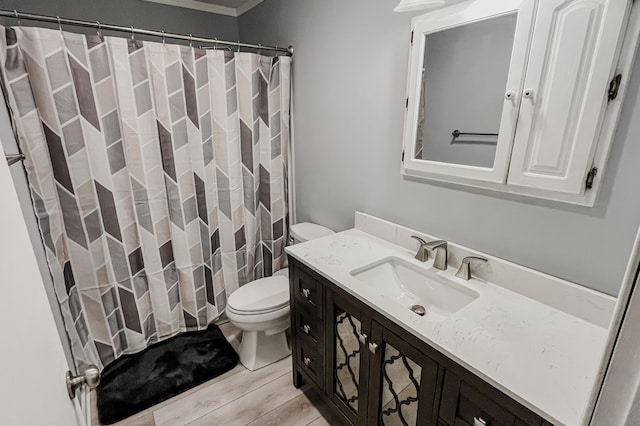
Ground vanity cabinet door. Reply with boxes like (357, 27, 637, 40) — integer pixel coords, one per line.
(367, 320, 440, 426)
(326, 289, 372, 426)
(507, 0, 630, 195)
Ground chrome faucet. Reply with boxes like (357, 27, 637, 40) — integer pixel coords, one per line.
(410, 236, 448, 270)
(424, 240, 448, 270)
(455, 256, 488, 280)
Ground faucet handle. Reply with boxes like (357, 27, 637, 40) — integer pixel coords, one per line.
(455, 256, 488, 280)
(410, 235, 427, 246)
(424, 239, 447, 249)
(410, 235, 428, 262)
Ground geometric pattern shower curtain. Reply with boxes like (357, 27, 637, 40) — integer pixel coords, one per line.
(0, 26, 290, 370)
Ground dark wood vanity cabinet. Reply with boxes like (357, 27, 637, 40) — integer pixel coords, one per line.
(289, 259, 551, 426)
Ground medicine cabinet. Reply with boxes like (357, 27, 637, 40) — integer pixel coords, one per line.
(401, 0, 636, 205)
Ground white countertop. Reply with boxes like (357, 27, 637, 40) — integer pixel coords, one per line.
(285, 229, 609, 426)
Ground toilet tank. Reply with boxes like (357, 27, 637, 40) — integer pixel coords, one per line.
(289, 222, 335, 244)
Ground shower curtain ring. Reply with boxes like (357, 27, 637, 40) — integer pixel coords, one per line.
(97, 21, 102, 38)
(258, 44, 262, 55)
(14, 10, 21, 26)
(162, 30, 166, 44)
(130, 26, 135, 41)
(214, 37, 218, 50)
(189, 34, 193, 47)
(237, 41, 241, 53)
(57, 16, 62, 32)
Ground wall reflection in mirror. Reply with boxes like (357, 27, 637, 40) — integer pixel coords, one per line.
(414, 13, 517, 169)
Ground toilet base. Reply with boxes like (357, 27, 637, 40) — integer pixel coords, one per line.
(237, 329, 291, 371)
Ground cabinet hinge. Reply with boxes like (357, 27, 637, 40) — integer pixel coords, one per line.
(608, 74, 622, 101)
(411, 30, 414, 45)
(586, 167, 598, 190)
(402, 150, 405, 163)
(406, 97, 409, 110)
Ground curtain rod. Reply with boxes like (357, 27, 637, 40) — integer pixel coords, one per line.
(0, 9, 293, 56)
(5, 153, 25, 166)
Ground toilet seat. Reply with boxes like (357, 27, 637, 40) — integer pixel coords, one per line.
(226, 304, 290, 326)
(227, 276, 289, 315)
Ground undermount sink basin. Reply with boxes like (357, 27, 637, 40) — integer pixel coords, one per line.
(351, 257, 479, 320)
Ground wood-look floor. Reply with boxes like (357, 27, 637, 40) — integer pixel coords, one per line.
(91, 322, 344, 426)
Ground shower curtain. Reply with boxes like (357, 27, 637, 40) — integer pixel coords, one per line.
(0, 26, 291, 370)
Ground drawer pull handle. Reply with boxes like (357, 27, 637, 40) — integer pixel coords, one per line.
(302, 324, 311, 335)
(303, 357, 311, 367)
(301, 288, 316, 306)
(358, 333, 368, 345)
(474, 417, 488, 426)
(369, 342, 379, 354)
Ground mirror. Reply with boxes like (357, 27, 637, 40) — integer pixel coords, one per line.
(414, 14, 518, 169)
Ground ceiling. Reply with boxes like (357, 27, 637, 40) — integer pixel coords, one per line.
(142, 0, 264, 17)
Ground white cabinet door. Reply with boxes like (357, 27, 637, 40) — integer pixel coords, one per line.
(507, 0, 629, 194)
(402, 0, 536, 184)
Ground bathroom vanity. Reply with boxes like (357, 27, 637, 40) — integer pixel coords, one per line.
(286, 214, 613, 426)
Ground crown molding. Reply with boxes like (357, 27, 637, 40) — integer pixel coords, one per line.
(142, 0, 263, 17)
(235, 0, 263, 16)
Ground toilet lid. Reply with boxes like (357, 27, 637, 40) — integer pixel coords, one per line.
(227, 276, 289, 314)
(290, 222, 335, 242)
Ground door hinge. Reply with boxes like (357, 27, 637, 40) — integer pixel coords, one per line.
(402, 150, 405, 163)
(586, 167, 598, 190)
(411, 30, 414, 45)
(608, 74, 622, 101)
(406, 97, 409, 109)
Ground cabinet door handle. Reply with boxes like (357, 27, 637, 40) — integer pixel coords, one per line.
(358, 333, 368, 345)
(523, 88, 534, 99)
(369, 342, 379, 354)
(303, 357, 311, 367)
(302, 324, 311, 335)
(473, 417, 488, 426)
(504, 90, 516, 101)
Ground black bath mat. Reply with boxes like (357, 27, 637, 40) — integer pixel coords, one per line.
(96, 324, 238, 424)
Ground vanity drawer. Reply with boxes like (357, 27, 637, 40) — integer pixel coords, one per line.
(293, 303, 323, 352)
(292, 267, 323, 318)
(439, 370, 546, 426)
(295, 339, 323, 389)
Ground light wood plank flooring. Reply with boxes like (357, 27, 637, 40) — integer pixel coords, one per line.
(91, 322, 344, 426)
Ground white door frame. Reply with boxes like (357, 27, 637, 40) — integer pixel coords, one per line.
(588, 225, 640, 425)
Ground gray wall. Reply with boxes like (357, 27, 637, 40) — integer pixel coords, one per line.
(239, 0, 640, 297)
(0, 0, 239, 41)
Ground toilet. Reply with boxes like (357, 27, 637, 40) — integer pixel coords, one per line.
(226, 222, 335, 371)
